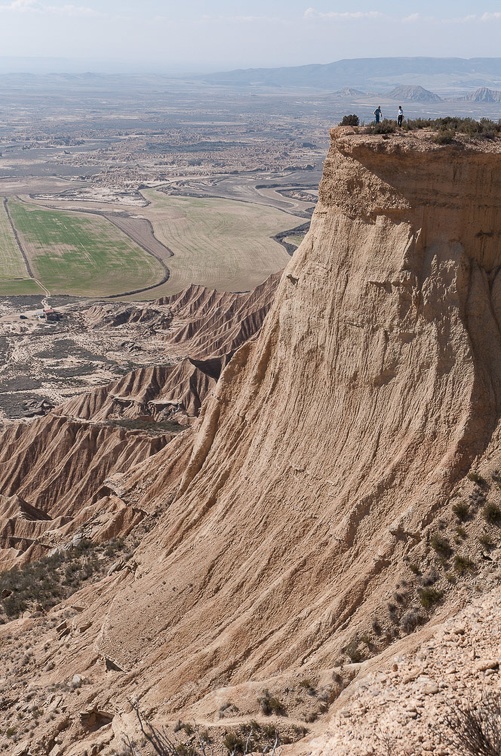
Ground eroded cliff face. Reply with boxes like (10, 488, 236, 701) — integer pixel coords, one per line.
(96, 131, 501, 692)
(2, 130, 501, 754)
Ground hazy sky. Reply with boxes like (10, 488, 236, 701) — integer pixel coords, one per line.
(1, 0, 501, 73)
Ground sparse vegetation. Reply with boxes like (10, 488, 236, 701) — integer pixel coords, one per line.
(444, 694, 501, 756)
(430, 533, 453, 559)
(403, 117, 501, 140)
(468, 472, 487, 486)
(0, 537, 127, 619)
(452, 501, 470, 522)
(106, 417, 183, 435)
(418, 587, 443, 609)
(340, 114, 359, 126)
(433, 129, 456, 145)
(344, 638, 363, 663)
(453, 555, 476, 576)
(483, 502, 501, 525)
(479, 533, 496, 550)
(369, 119, 396, 134)
(258, 690, 286, 717)
(400, 607, 425, 633)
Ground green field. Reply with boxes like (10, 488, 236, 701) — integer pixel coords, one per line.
(140, 191, 291, 296)
(8, 200, 166, 297)
(0, 199, 43, 295)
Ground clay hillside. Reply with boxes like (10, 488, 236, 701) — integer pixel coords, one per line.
(1, 128, 501, 755)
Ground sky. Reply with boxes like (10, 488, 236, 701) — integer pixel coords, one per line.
(0, 0, 501, 73)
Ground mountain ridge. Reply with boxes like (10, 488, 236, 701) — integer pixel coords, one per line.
(201, 56, 501, 91)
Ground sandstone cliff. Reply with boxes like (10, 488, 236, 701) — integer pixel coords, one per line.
(1, 129, 501, 754)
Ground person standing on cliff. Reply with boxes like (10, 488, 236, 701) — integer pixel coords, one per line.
(397, 106, 404, 127)
(374, 105, 382, 124)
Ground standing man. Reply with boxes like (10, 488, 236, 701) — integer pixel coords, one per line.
(397, 106, 404, 127)
(374, 105, 382, 124)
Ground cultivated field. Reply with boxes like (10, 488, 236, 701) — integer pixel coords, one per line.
(7, 200, 166, 297)
(0, 198, 42, 295)
(139, 190, 292, 296)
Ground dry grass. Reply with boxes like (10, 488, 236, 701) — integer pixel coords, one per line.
(140, 190, 292, 296)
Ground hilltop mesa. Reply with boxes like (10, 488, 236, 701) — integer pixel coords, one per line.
(1, 128, 501, 753)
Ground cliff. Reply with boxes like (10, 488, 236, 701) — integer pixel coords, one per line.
(1, 129, 501, 754)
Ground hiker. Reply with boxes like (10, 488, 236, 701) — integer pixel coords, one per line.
(374, 105, 382, 124)
(397, 106, 404, 127)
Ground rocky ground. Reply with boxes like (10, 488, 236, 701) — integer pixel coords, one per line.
(308, 585, 501, 755)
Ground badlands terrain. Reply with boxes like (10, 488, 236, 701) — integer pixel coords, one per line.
(2, 62, 501, 754)
(0, 123, 501, 755)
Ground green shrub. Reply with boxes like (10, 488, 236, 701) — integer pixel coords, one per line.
(430, 533, 453, 559)
(340, 114, 359, 126)
(0, 537, 127, 619)
(400, 608, 425, 633)
(433, 129, 456, 145)
(402, 117, 501, 139)
(372, 120, 396, 134)
(223, 732, 245, 753)
(444, 693, 501, 756)
(418, 587, 443, 609)
(454, 555, 476, 576)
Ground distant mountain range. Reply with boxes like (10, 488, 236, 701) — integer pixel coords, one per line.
(1, 60, 501, 103)
(201, 57, 501, 93)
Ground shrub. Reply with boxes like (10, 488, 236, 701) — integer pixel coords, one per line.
(483, 502, 501, 525)
(372, 120, 396, 134)
(418, 587, 443, 609)
(372, 618, 382, 635)
(479, 533, 495, 550)
(340, 114, 359, 126)
(298, 679, 316, 695)
(408, 563, 421, 576)
(431, 533, 453, 559)
(452, 501, 470, 522)
(470, 488, 487, 506)
(400, 608, 425, 633)
(223, 732, 245, 753)
(433, 129, 456, 145)
(454, 555, 476, 576)
(258, 690, 286, 717)
(344, 639, 363, 663)
(402, 117, 501, 139)
(468, 472, 487, 486)
(444, 694, 501, 756)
